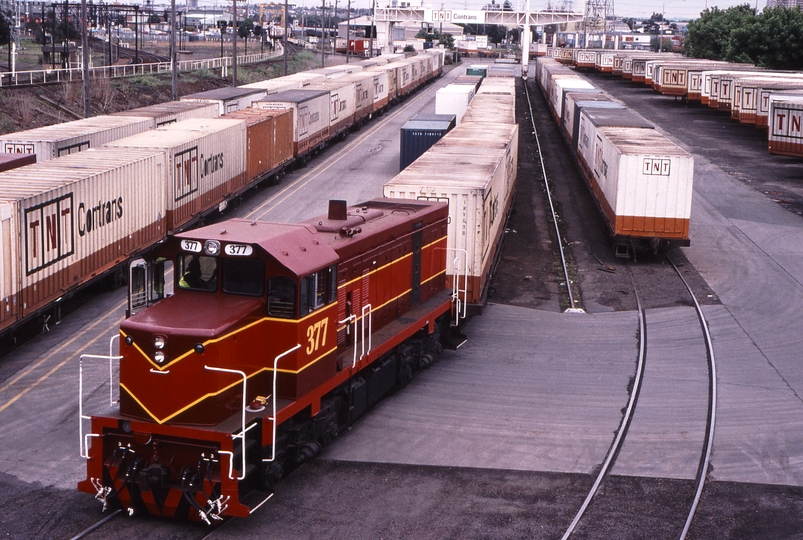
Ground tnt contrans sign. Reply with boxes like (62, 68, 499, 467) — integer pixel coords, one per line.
(426, 9, 487, 23)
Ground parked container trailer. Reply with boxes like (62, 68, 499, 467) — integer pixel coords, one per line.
(768, 93, 803, 157)
(592, 127, 694, 250)
(0, 148, 167, 335)
(181, 87, 267, 115)
(575, 50, 597, 70)
(111, 101, 220, 128)
(222, 108, 294, 182)
(576, 107, 654, 181)
(399, 114, 455, 171)
(0, 115, 153, 161)
(254, 89, 331, 157)
(104, 118, 247, 231)
(384, 122, 518, 308)
(435, 84, 475, 125)
(550, 76, 597, 124)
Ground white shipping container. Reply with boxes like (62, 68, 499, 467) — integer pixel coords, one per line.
(383, 122, 518, 305)
(0, 200, 18, 329)
(461, 93, 516, 124)
(304, 79, 358, 136)
(593, 127, 694, 241)
(435, 84, 476, 125)
(104, 118, 247, 231)
(550, 76, 595, 123)
(477, 76, 515, 96)
(254, 89, 331, 157)
(0, 148, 167, 332)
(111, 101, 220, 128)
(0, 115, 153, 161)
(181, 87, 267, 115)
(768, 93, 803, 157)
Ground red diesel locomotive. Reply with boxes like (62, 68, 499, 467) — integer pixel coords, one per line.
(78, 198, 459, 522)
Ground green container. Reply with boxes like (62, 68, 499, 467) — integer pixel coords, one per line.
(466, 65, 488, 78)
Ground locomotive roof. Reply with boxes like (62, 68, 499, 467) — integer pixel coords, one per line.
(175, 220, 339, 276)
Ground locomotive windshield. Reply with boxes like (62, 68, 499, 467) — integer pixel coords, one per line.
(178, 255, 218, 291)
(222, 258, 265, 296)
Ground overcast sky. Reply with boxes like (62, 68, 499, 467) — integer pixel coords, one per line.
(189, 0, 762, 21)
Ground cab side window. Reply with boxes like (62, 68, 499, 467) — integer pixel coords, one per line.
(300, 265, 337, 316)
(268, 277, 296, 318)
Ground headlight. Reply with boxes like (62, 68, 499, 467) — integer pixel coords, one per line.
(154, 351, 166, 364)
(204, 240, 221, 256)
(154, 336, 166, 350)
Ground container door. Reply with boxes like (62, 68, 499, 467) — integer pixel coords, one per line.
(410, 231, 422, 307)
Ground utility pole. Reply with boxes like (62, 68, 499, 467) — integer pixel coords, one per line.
(369, 0, 374, 58)
(345, 0, 349, 62)
(171, 0, 177, 99)
(232, 0, 238, 85)
(320, 0, 324, 67)
(81, 0, 90, 117)
(283, 0, 288, 75)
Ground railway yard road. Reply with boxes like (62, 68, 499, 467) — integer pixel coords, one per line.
(2, 60, 803, 539)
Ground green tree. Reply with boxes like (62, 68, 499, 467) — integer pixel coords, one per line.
(729, 6, 803, 69)
(238, 17, 254, 54)
(683, 4, 757, 60)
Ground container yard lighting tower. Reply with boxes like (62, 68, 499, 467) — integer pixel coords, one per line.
(583, 0, 612, 48)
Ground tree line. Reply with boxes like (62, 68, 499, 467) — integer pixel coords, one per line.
(683, 4, 803, 70)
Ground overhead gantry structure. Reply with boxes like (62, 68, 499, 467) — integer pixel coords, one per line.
(374, 5, 584, 77)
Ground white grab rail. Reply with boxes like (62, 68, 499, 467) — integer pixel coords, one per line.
(446, 248, 469, 323)
(339, 314, 358, 368)
(360, 304, 373, 360)
(264, 344, 301, 464)
(204, 365, 255, 481)
(79, 343, 123, 459)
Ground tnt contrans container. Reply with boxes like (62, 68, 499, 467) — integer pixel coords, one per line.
(254, 89, 331, 158)
(0, 115, 153, 161)
(0, 148, 167, 335)
(399, 114, 456, 170)
(104, 118, 247, 231)
(223, 108, 294, 183)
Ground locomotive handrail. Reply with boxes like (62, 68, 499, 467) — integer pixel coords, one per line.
(264, 344, 302, 464)
(108, 335, 119, 405)
(79, 348, 123, 459)
(446, 248, 469, 323)
(360, 304, 373, 360)
(339, 315, 358, 368)
(204, 365, 252, 481)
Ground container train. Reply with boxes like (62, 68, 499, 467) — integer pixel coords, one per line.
(75, 66, 519, 522)
(549, 48, 803, 158)
(0, 50, 445, 339)
(536, 56, 694, 257)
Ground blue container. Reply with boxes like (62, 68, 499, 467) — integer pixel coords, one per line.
(399, 114, 456, 171)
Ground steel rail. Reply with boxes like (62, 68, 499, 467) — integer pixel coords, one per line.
(669, 256, 718, 540)
(68, 509, 123, 540)
(522, 80, 580, 312)
(560, 269, 646, 540)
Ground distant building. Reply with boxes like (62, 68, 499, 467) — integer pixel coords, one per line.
(766, 0, 803, 7)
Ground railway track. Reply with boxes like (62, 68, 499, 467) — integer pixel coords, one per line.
(523, 75, 717, 538)
(558, 257, 717, 539)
